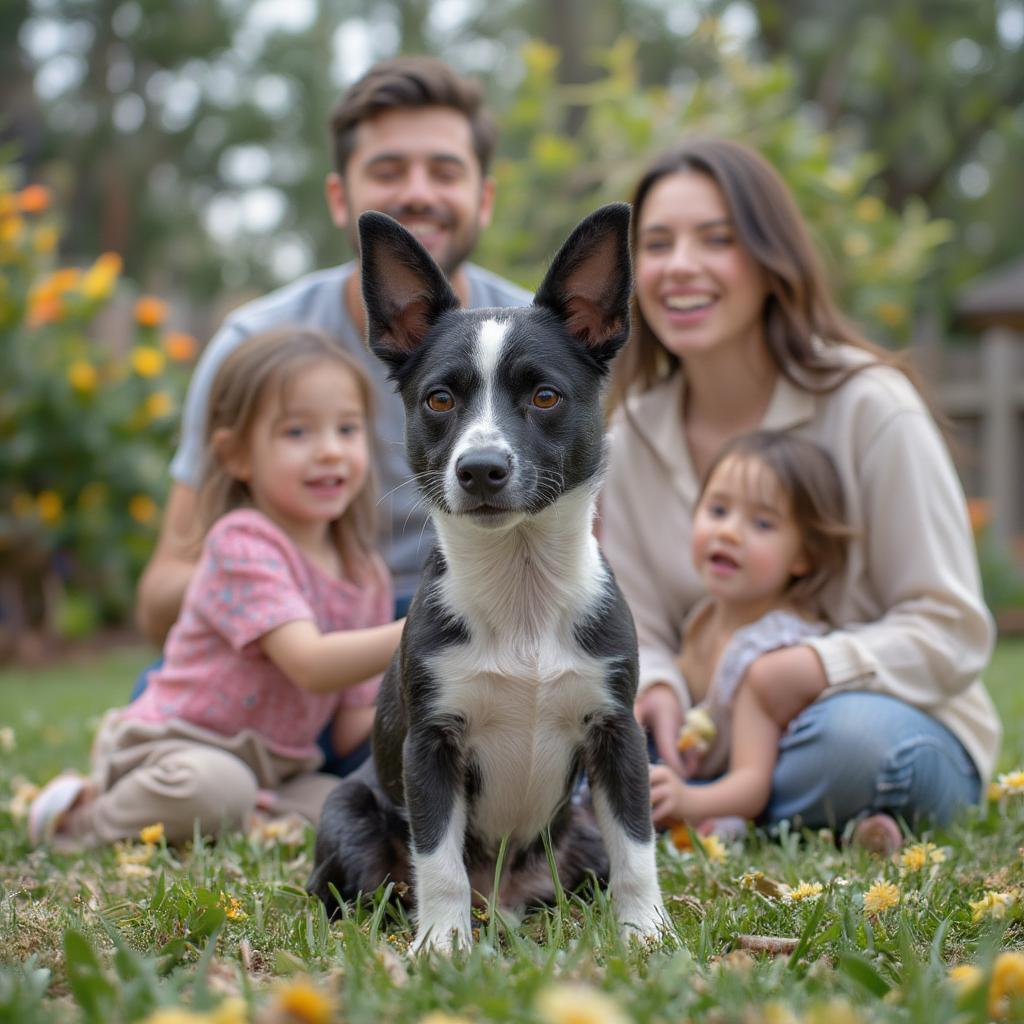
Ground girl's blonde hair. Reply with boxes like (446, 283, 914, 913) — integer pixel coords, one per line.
(198, 325, 379, 584)
(699, 430, 855, 608)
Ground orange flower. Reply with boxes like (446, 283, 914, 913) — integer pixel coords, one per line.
(18, 184, 51, 214)
(27, 294, 64, 327)
(163, 331, 198, 362)
(135, 295, 168, 327)
(669, 823, 693, 850)
(967, 497, 991, 534)
(129, 494, 157, 524)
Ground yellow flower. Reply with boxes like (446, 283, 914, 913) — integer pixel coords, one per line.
(786, 881, 824, 903)
(0, 215, 24, 244)
(141, 999, 247, 1024)
(536, 983, 632, 1024)
(18, 184, 51, 214)
(140, 822, 164, 845)
(947, 962, 983, 997)
(863, 880, 900, 914)
(144, 390, 174, 420)
(33, 224, 58, 253)
(989, 781, 1006, 801)
(68, 360, 98, 393)
(131, 346, 165, 378)
(990, 951, 1024, 1020)
(271, 979, 334, 1024)
(419, 1015, 473, 1024)
(969, 889, 1015, 923)
(219, 893, 247, 920)
(699, 833, 728, 864)
(854, 195, 885, 222)
(37, 490, 63, 524)
(997, 769, 1024, 794)
(164, 331, 198, 362)
(80, 252, 122, 301)
(898, 842, 945, 873)
(115, 841, 154, 866)
(135, 295, 169, 327)
(129, 494, 158, 525)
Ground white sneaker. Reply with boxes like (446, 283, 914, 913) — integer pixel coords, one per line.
(27, 772, 91, 846)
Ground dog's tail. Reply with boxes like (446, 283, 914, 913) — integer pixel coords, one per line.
(307, 766, 411, 916)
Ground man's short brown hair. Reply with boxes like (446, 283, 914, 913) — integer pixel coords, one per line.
(329, 57, 498, 176)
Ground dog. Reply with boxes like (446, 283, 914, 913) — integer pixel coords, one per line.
(308, 203, 666, 952)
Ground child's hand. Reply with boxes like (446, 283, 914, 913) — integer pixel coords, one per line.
(649, 763, 688, 828)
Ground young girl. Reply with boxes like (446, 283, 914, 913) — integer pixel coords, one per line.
(30, 326, 403, 848)
(648, 431, 853, 833)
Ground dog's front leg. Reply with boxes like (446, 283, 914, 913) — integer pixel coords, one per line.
(405, 723, 472, 953)
(585, 710, 667, 941)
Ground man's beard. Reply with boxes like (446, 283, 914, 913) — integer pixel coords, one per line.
(350, 204, 480, 279)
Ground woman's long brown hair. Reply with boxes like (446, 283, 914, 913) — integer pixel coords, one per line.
(198, 326, 380, 585)
(609, 137, 925, 411)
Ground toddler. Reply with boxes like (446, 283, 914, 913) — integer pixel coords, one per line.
(30, 327, 403, 847)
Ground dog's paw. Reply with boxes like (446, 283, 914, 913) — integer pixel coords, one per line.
(411, 919, 472, 955)
(617, 900, 669, 944)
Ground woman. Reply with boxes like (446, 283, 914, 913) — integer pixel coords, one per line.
(602, 137, 1000, 845)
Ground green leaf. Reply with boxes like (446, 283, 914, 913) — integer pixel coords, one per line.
(837, 950, 892, 998)
(63, 930, 117, 1024)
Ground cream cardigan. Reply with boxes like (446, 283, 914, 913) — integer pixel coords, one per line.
(601, 347, 1001, 783)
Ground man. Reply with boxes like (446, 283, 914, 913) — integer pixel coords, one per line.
(136, 57, 531, 649)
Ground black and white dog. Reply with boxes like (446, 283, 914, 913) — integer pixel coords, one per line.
(309, 203, 665, 952)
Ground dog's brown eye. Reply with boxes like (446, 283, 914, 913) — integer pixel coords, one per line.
(426, 390, 455, 413)
(532, 387, 560, 410)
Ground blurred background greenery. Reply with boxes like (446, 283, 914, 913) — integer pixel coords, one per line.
(1, 0, 1022, 654)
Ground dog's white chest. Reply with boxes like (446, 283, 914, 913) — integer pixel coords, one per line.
(429, 633, 611, 844)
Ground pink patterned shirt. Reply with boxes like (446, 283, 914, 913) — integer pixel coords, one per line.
(126, 509, 393, 759)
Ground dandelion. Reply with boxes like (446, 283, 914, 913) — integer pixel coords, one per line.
(131, 346, 166, 378)
(18, 184, 51, 214)
(997, 769, 1024, 795)
(699, 833, 728, 864)
(948, 964, 983, 1003)
(898, 842, 945, 873)
(988, 781, 1006, 801)
(129, 494, 158, 525)
(270, 978, 334, 1024)
(786, 881, 824, 903)
(969, 889, 1015, 923)
(115, 841, 154, 867)
(68, 360, 98, 393)
(139, 822, 164, 845)
(668, 823, 693, 851)
(80, 252, 122, 301)
(164, 331, 198, 362)
(990, 951, 1024, 1020)
(863, 880, 900, 914)
(218, 893, 246, 920)
(135, 295, 169, 327)
(37, 490, 63, 524)
(0, 727, 14, 753)
(419, 1015, 474, 1024)
(536, 983, 632, 1024)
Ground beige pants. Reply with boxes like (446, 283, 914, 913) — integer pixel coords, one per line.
(77, 712, 341, 845)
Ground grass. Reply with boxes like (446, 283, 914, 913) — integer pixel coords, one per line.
(1, 639, 1023, 1023)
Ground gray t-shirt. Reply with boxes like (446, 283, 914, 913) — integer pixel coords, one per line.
(170, 261, 532, 600)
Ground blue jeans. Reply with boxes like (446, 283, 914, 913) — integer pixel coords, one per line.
(762, 692, 981, 830)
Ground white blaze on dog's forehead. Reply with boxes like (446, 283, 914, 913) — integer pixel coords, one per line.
(473, 317, 510, 383)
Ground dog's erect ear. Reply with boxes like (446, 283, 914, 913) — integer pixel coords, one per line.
(359, 212, 460, 371)
(533, 203, 632, 370)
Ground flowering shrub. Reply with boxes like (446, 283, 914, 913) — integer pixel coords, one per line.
(0, 166, 195, 641)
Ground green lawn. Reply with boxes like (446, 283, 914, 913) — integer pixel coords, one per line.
(1, 639, 1022, 1023)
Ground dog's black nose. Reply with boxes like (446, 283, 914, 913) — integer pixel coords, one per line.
(456, 448, 511, 497)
